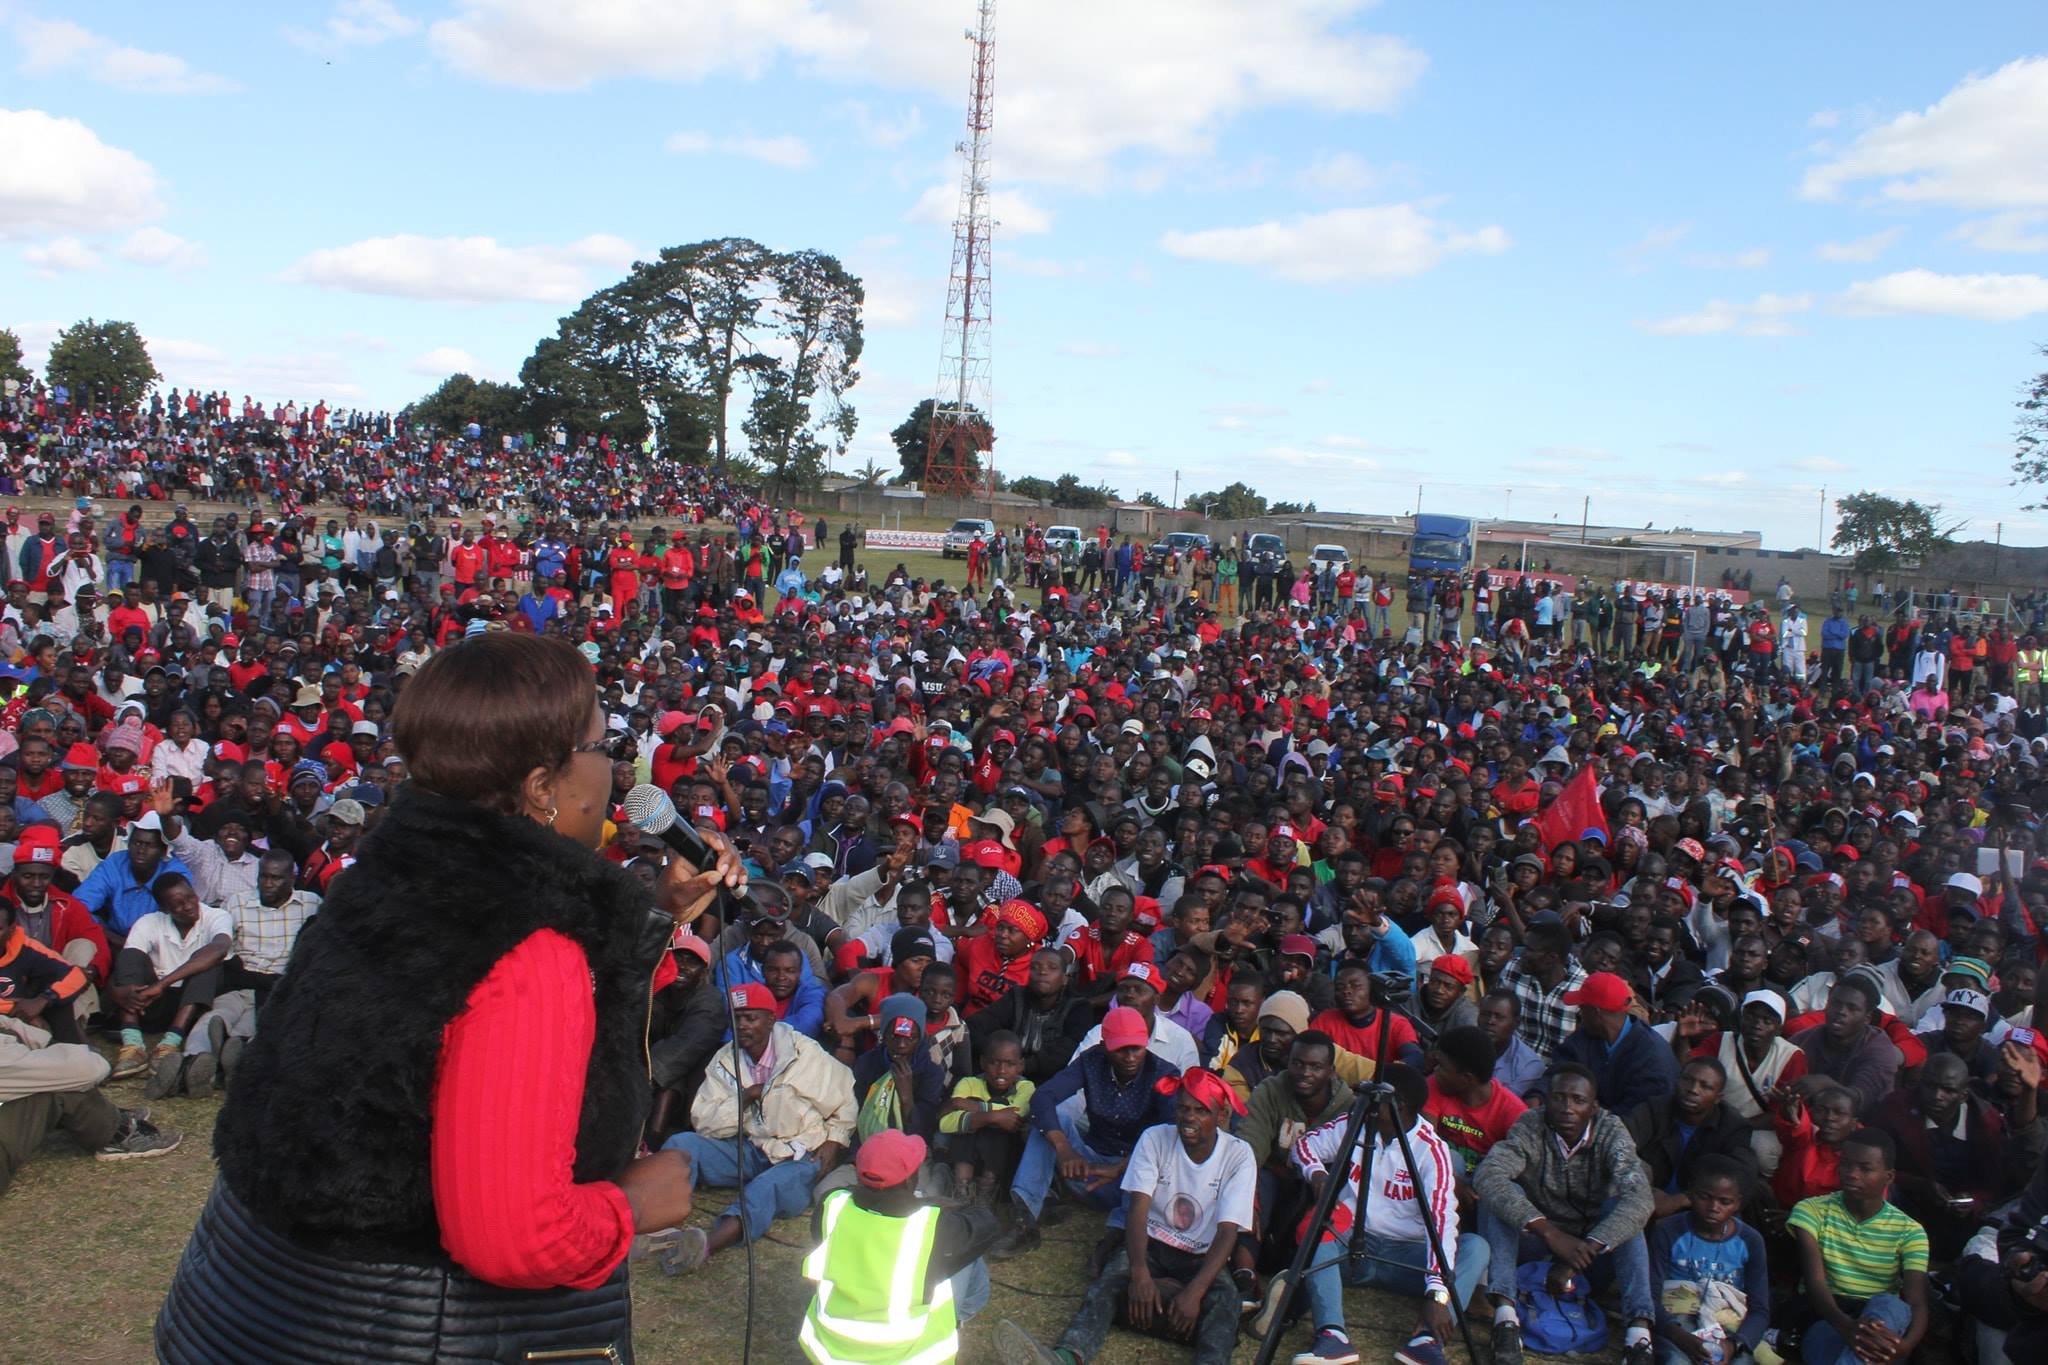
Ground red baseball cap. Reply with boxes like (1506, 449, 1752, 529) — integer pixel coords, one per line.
(1563, 971, 1632, 1011)
(1122, 961, 1166, 993)
(727, 983, 777, 1014)
(855, 1130, 927, 1189)
(1101, 1005, 1150, 1050)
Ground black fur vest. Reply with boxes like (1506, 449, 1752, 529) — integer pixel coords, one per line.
(211, 785, 667, 1261)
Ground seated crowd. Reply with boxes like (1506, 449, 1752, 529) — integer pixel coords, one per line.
(10, 380, 2048, 1365)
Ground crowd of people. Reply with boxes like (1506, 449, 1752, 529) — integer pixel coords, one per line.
(8, 377, 2048, 1365)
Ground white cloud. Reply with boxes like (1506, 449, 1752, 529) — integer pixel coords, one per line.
(1683, 246, 1772, 269)
(1615, 223, 1690, 273)
(1688, 469, 1751, 488)
(409, 345, 511, 380)
(908, 183, 1051, 235)
(665, 129, 813, 168)
(145, 335, 367, 400)
(1816, 227, 1903, 262)
(1802, 56, 2048, 208)
(117, 226, 206, 270)
(285, 0, 421, 49)
(1952, 212, 2048, 253)
(1808, 109, 1842, 130)
(282, 233, 640, 303)
(839, 100, 922, 148)
(1297, 151, 1376, 195)
(429, 0, 1424, 187)
(21, 235, 98, 275)
(1836, 268, 2048, 321)
(1640, 292, 1813, 337)
(13, 16, 237, 94)
(0, 108, 163, 238)
(1161, 204, 1509, 284)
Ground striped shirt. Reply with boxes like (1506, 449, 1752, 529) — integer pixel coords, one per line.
(1500, 959, 1588, 1060)
(1293, 1112, 1460, 1292)
(1787, 1192, 1928, 1302)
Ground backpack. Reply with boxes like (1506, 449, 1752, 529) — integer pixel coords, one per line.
(1515, 1259, 1608, 1355)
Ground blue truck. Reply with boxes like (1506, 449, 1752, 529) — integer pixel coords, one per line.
(1409, 513, 1477, 575)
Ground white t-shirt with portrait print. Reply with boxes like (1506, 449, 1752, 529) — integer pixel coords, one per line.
(1121, 1123, 1257, 1255)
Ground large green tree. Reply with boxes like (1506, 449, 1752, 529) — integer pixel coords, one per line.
(0, 328, 28, 391)
(739, 249, 863, 497)
(405, 373, 529, 437)
(1185, 481, 1267, 520)
(2016, 344, 2048, 506)
(46, 318, 157, 403)
(891, 397, 992, 484)
(1831, 491, 1959, 571)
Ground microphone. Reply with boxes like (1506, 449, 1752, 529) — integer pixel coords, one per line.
(622, 784, 759, 919)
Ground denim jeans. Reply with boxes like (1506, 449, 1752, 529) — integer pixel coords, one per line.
(1300, 1229, 1491, 1333)
(1801, 1293, 1911, 1365)
(107, 559, 136, 591)
(1055, 1243, 1240, 1364)
(1478, 1204, 1654, 1323)
(662, 1132, 818, 1243)
(1011, 1099, 1127, 1224)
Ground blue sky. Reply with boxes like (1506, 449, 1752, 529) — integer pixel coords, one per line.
(4, 2, 2047, 549)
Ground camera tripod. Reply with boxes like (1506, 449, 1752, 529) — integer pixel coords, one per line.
(1250, 973, 1482, 1365)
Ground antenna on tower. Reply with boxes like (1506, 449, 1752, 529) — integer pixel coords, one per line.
(922, 0, 996, 499)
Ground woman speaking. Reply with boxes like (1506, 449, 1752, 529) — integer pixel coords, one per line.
(158, 633, 743, 1362)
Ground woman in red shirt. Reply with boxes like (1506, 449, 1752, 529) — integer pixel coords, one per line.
(159, 634, 746, 1362)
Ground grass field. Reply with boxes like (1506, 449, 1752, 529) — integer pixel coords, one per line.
(8, 1062, 1509, 1364)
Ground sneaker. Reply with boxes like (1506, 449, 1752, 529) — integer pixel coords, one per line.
(1248, 1268, 1294, 1339)
(97, 1111, 184, 1162)
(1491, 1319, 1523, 1365)
(993, 1319, 1063, 1365)
(629, 1227, 683, 1262)
(111, 1043, 149, 1080)
(1395, 1333, 1449, 1365)
(1622, 1339, 1655, 1365)
(145, 1047, 186, 1100)
(1291, 1328, 1359, 1365)
(657, 1226, 709, 1277)
(186, 1016, 228, 1093)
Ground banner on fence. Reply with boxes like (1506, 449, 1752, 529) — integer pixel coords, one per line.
(865, 529, 949, 551)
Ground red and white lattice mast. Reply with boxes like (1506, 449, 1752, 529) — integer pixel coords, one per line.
(922, 0, 997, 498)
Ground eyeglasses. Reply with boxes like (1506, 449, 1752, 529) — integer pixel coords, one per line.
(572, 739, 612, 757)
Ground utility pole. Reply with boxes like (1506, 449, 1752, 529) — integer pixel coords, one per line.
(1581, 496, 1590, 544)
(1817, 485, 1826, 552)
(1415, 483, 1424, 516)
(1172, 469, 1179, 512)
(1504, 487, 1512, 520)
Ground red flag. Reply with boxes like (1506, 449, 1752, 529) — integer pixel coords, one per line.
(1535, 763, 1609, 851)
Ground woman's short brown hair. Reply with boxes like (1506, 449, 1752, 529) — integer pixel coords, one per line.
(393, 634, 595, 815)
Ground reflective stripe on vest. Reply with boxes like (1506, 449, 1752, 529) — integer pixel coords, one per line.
(799, 1190, 958, 1364)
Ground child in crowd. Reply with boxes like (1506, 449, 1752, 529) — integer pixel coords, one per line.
(940, 1031, 1034, 1203)
(1648, 1156, 1770, 1365)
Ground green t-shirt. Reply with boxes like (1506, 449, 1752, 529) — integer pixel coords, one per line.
(1787, 1192, 1928, 1302)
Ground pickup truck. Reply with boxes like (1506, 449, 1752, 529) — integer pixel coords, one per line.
(941, 518, 996, 559)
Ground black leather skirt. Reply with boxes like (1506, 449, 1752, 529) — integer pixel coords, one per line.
(157, 1181, 636, 1363)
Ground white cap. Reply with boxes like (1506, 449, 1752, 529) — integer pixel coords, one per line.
(1944, 988, 1992, 1018)
(1741, 990, 1787, 1022)
(351, 720, 381, 738)
(133, 810, 164, 833)
(1947, 871, 1984, 896)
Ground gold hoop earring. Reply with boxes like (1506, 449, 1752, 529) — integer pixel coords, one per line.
(545, 806, 558, 827)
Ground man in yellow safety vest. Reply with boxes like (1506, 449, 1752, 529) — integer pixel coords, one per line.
(800, 1129, 1000, 1365)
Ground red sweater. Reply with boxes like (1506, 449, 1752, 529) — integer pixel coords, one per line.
(429, 929, 649, 1290)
